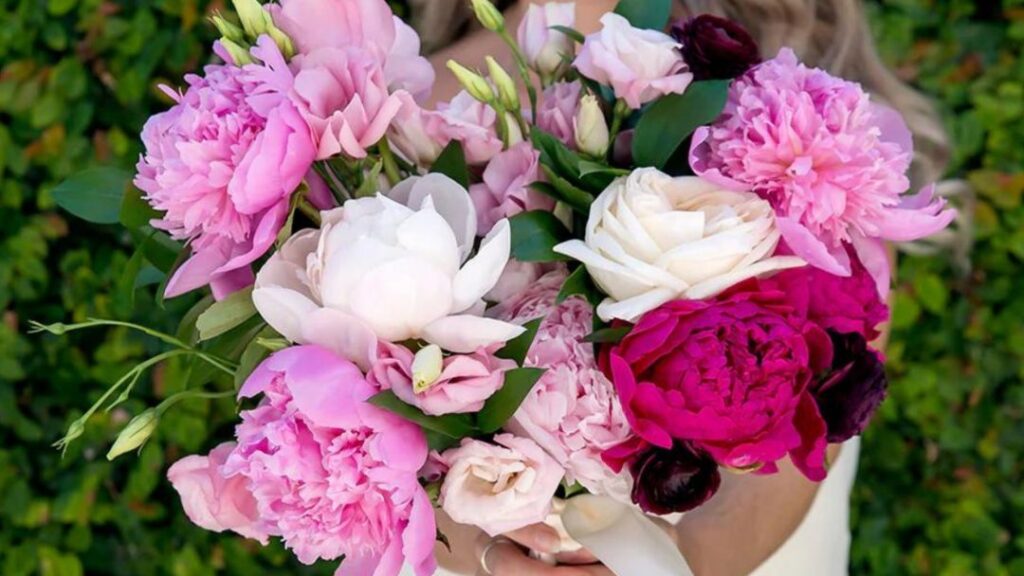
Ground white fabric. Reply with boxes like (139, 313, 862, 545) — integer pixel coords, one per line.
(406, 437, 860, 576)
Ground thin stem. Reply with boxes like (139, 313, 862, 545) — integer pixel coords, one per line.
(377, 139, 403, 186)
(157, 388, 237, 414)
(608, 99, 630, 149)
(312, 161, 350, 205)
(491, 101, 512, 148)
(497, 28, 538, 127)
(297, 197, 322, 225)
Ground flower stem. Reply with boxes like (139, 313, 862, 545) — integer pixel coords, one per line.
(497, 28, 538, 128)
(378, 138, 403, 186)
(297, 197, 322, 225)
(608, 99, 630, 149)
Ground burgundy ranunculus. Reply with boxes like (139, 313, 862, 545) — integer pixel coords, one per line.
(603, 438, 721, 515)
(813, 331, 888, 443)
(670, 15, 760, 81)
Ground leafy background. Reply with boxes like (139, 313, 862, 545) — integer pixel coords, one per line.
(0, 0, 1021, 574)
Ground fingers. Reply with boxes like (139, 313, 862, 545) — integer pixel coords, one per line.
(503, 523, 598, 565)
(476, 532, 614, 576)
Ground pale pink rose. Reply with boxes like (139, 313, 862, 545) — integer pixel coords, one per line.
(440, 434, 564, 536)
(485, 260, 548, 302)
(135, 37, 315, 300)
(491, 269, 634, 501)
(167, 442, 268, 542)
(536, 81, 582, 147)
(574, 13, 693, 109)
(269, 0, 434, 100)
(470, 142, 553, 234)
(517, 2, 576, 78)
(369, 341, 515, 415)
(205, 346, 436, 576)
(289, 46, 404, 159)
(434, 90, 504, 165)
(388, 92, 445, 166)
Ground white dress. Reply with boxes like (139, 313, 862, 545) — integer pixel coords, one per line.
(409, 437, 860, 576)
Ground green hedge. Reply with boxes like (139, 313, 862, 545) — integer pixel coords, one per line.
(0, 1, 1020, 575)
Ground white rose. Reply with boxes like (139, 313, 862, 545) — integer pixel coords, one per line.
(555, 168, 805, 322)
(253, 174, 525, 368)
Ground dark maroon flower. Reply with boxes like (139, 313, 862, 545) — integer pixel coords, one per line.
(813, 331, 888, 443)
(604, 438, 720, 514)
(611, 129, 634, 168)
(670, 15, 761, 81)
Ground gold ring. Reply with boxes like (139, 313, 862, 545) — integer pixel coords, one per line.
(479, 537, 517, 575)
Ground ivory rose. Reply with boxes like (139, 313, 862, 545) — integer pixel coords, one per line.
(252, 174, 525, 367)
(554, 168, 805, 322)
(439, 434, 564, 536)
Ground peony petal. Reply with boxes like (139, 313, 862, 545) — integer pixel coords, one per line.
(849, 233, 891, 301)
(390, 173, 477, 262)
(451, 219, 511, 313)
(252, 286, 320, 343)
(348, 257, 454, 342)
(421, 315, 525, 353)
(300, 307, 379, 371)
(775, 216, 851, 276)
(395, 198, 461, 277)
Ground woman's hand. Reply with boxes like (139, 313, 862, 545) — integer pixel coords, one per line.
(475, 533, 612, 576)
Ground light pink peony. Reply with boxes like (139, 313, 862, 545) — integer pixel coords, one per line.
(490, 269, 634, 500)
(135, 38, 315, 299)
(368, 341, 515, 416)
(690, 48, 956, 296)
(439, 434, 564, 536)
(433, 90, 505, 165)
(169, 346, 437, 576)
(574, 13, 693, 109)
(469, 142, 553, 234)
(536, 81, 582, 147)
(268, 0, 434, 101)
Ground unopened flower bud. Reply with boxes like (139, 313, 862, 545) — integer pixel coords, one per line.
(505, 112, 524, 145)
(470, 0, 506, 32)
(220, 38, 254, 66)
(267, 26, 296, 59)
(412, 345, 444, 394)
(486, 56, 519, 111)
(107, 409, 159, 461)
(447, 61, 495, 104)
(232, 0, 271, 37)
(210, 12, 246, 43)
(574, 94, 610, 157)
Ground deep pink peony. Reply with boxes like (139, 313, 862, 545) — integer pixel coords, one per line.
(470, 142, 554, 234)
(433, 90, 505, 165)
(606, 280, 833, 480)
(368, 341, 515, 416)
(169, 346, 437, 576)
(690, 48, 955, 296)
(135, 39, 315, 299)
(536, 81, 582, 147)
(491, 269, 634, 499)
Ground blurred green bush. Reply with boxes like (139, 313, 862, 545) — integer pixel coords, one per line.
(0, 0, 1020, 574)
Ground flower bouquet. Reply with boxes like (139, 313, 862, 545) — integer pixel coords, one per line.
(40, 0, 956, 574)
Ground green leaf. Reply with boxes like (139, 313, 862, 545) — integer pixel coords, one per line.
(614, 0, 672, 30)
(476, 367, 545, 433)
(177, 295, 215, 344)
(119, 185, 159, 230)
(115, 246, 145, 316)
(52, 167, 131, 224)
(195, 287, 257, 342)
(558, 265, 603, 306)
(632, 80, 730, 169)
(137, 228, 182, 274)
(369, 390, 477, 438)
(431, 141, 470, 188)
(234, 327, 278, 391)
(531, 129, 584, 184)
(549, 25, 585, 43)
(186, 316, 266, 389)
(533, 168, 593, 213)
(584, 326, 632, 343)
(509, 210, 571, 262)
(496, 317, 543, 365)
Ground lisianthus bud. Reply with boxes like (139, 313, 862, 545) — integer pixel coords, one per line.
(813, 331, 888, 443)
(219, 38, 254, 66)
(505, 112, 525, 145)
(486, 57, 519, 111)
(107, 409, 159, 461)
(629, 443, 720, 515)
(412, 345, 444, 394)
(670, 15, 761, 81)
(471, 0, 506, 32)
(447, 61, 496, 104)
(210, 12, 245, 43)
(573, 94, 610, 158)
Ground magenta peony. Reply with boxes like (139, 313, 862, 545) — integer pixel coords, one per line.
(690, 48, 955, 295)
(169, 346, 437, 576)
(135, 39, 315, 299)
(469, 142, 554, 234)
(606, 280, 833, 480)
(491, 269, 634, 500)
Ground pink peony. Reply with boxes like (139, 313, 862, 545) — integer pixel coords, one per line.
(469, 142, 553, 234)
(574, 13, 693, 109)
(433, 91, 505, 165)
(536, 81, 582, 147)
(268, 0, 434, 101)
(368, 341, 515, 416)
(690, 48, 956, 295)
(135, 39, 315, 299)
(606, 279, 833, 481)
(491, 269, 634, 500)
(169, 346, 437, 576)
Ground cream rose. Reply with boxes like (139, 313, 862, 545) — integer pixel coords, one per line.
(554, 168, 804, 322)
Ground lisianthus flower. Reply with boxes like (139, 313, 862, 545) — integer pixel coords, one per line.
(690, 48, 956, 296)
(469, 142, 554, 235)
(517, 2, 576, 78)
(491, 269, 634, 501)
(168, 346, 437, 576)
(536, 81, 582, 147)
(135, 38, 315, 300)
(606, 279, 833, 480)
(433, 90, 508, 165)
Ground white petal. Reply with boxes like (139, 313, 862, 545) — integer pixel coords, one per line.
(395, 199, 461, 277)
(596, 288, 676, 323)
(421, 315, 526, 353)
(554, 239, 658, 300)
(451, 219, 511, 313)
(251, 286, 319, 343)
(300, 308, 378, 371)
(390, 173, 477, 262)
(348, 257, 454, 342)
(684, 256, 805, 300)
(321, 236, 406, 310)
